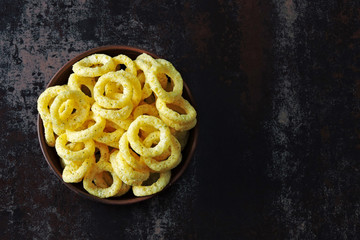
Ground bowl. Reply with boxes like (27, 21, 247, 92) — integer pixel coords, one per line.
(37, 45, 198, 205)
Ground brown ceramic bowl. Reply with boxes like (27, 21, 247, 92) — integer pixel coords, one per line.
(37, 45, 198, 205)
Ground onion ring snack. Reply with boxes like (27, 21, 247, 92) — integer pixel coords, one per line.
(146, 58, 183, 103)
(73, 54, 116, 77)
(55, 134, 95, 162)
(50, 90, 90, 131)
(37, 50, 197, 200)
(119, 133, 149, 172)
(113, 54, 137, 76)
(132, 171, 171, 197)
(83, 161, 122, 198)
(127, 115, 171, 157)
(68, 74, 96, 104)
(141, 132, 182, 172)
(94, 71, 133, 109)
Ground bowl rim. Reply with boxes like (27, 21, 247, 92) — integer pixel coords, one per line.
(37, 45, 198, 205)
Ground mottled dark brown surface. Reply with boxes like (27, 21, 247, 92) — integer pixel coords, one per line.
(1, 0, 360, 239)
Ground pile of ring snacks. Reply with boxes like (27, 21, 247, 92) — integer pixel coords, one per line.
(37, 53, 197, 198)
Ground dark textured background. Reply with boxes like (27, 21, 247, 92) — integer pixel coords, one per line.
(1, 0, 360, 239)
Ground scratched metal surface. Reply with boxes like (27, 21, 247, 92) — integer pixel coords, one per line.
(1, 0, 360, 239)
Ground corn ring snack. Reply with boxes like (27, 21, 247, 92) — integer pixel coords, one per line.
(113, 54, 137, 76)
(58, 99, 76, 121)
(114, 182, 131, 197)
(115, 151, 150, 182)
(92, 171, 130, 197)
(132, 103, 159, 119)
(132, 171, 171, 197)
(68, 73, 96, 103)
(134, 58, 155, 94)
(135, 57, 172, 102)
(119, 133, 149, 172)
(50, 90, 90, 131)
(141, 132, 182, 172)
(171, 129, 190, 151)
(66, 113, 105, 142)
(92, 101, 133, 120)
(156, 97, 197, 131)
(136, 70, 152, 100)
(104, 70, 142, 108)
(59, 142, 84, 168)
(94, 120, 125, 148)
(62, 155, 95, 183)
(136, 53, 159, 67)
(122, 70, 142, 107)
(145, 57, 183, 103)
(94, 142, 110, 163)
(109, 150, 149, 186)
(94, 71, 133, 109)
(91, 102, 133, 131)
(161, 114, 197, 132)
(55, 133, 95, 162)
(127, 115, 171, 157)
(156, 97, 196, 123)
(52, 122, 65, 136)
(109, 117, 133, 131)
(83, 161, 122, 198)
(73, 54, 116, 77)
(135, 57, 172, 100)
(43, 120, 56, 147)
(38, 85, 68, 122)
(155, 69, 171, 90)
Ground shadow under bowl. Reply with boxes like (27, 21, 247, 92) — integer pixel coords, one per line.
(37, 45, 198, 205)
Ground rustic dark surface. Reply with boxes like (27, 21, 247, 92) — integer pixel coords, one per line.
(1, 0, 360, 239)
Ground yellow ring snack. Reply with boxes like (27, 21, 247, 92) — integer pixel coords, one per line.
(55, 133, 95, 162)
(123, 70, 142, 107)
(60, 142, 84, 168)
(156, 97, 196, 124)
(73, 54, 116, 77)
(132, 171, 171, 197)
(38, 85, 68, 122)
(110, 150, 149, 186)
(92, 170, 130, 197)
(83, 161, 122, 198)
(141, 132, 182, 172)
(132, 103, 159, 119)
(114, 182, 131, 197)
(113, 54, 137, 76)
(171, 129, 190, 151)
(38, 52, 197, 199)
(136, 53, 159, 67)
(161, 114, 197, 132)
(94, 71, 133, 109)
(156, 97, 197, 131)
(127, 115, 171, 157)
(43, 120, 56, 147)
(134, 58, 156, 99)
(62, 155, 95, 183)
(58, 99, 76, 121)
(94, 120, 125, 148)
(68, 73, 96, 103)
(136, 70, 153, 100)
(66, 113, 106, 142)
(119, 133, 149, 172)
(145, 57, 183, 103)
(94, 142, 110, 163)
(92, 101, 133, 122)
(50, 90, 90, 131)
